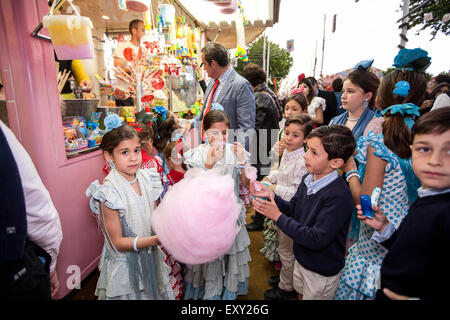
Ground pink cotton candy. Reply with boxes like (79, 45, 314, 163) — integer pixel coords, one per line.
(245, 165, 257, 181)
(152, 168, 241, 264)
(245, 166, 261, 191)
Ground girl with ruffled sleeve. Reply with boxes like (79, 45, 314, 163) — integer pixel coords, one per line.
(86, 124, 175, 300)
(298, 78, 326, 127)
(335, 48, 430, 300)
(182, 108, 252, 300)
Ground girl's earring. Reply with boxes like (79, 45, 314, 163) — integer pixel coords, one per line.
(363, 98, 369, 109)
(109, 160, 115, 169)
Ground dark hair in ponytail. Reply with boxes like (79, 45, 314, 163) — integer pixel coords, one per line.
(298, 78, 315, 104)
(151, 111, 180, 152)
(137, 122, 154, 152)
(377, 69, 427, 158)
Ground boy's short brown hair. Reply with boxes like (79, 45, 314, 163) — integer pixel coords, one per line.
(308, 124, 356, 161)
(411, 108, 450, 141)
(285, 115, 314, 137)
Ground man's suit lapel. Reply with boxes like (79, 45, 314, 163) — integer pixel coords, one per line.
(215, 68, 235, 105)
(204, 80, 214, 104)
(201, 79, 215, 118)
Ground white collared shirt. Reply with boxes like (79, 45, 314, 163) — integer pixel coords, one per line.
(372, 187, 450, 243)
(304, 170, 339, 195)
(267, 147, 308, 201)
(208, 66, 233, 104)
(417, 187, 450, 198)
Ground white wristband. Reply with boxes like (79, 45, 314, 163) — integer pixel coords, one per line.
(133, 236, 139, 252)
(346, 172, 360, 182)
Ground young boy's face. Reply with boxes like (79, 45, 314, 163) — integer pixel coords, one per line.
(282, 123, 305, 152)
(304, 137, 336, 180)
(411, 130, 450, 190)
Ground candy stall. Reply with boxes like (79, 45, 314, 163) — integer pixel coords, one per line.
(0, 0, 204, 299)
(0, 0, 277, 299)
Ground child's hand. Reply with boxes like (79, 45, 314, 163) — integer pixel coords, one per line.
(151, 235, 160, 246)
(356, 204, 390, 232)
(273, 141, 285, 156)
(251, 192, 282, 221)
(49, 270, 59, 297)
(250, 181, 271, 198)
(382, 288, 410, 300)
(205, 143, 224, 168)
(232, 142, 245, 164)
(342, 156, 357, 173)
(278, 141, 285, 156)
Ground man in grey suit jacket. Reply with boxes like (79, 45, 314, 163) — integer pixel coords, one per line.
(184, 42, 255, 150)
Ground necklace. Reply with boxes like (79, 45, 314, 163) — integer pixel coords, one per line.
(130, 176, 138, 184)
(347, 117, 360, 121)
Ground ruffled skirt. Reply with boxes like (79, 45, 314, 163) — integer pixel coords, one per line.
(183, 224, 251, 300)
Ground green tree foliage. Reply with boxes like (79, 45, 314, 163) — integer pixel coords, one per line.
(406, 0, 450, 40)
(235, 36, 294, 91)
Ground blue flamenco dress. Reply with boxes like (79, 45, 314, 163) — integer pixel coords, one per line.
(334, 132, 419, 300)
(181, 143, 251, 300)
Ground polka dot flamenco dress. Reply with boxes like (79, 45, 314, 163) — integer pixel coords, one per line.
(335, 132, 411, 300)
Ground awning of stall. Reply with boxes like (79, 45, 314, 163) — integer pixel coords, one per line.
(177, 0, 281, 49)
(74, 0, 208, 36)
(72, 0, 279, 47)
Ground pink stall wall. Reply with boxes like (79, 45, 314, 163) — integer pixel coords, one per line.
(0, 0, 105, 299)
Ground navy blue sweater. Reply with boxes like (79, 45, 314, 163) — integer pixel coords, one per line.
(0, 126, 27, 262)
(275, 175, 353, 276)
(376, 192, 450, 300)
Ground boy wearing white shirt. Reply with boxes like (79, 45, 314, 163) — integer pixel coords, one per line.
(261, 115, 313, 300)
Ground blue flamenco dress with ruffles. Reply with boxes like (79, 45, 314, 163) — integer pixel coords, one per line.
(334, 132, 415, 300)
(181, 143, 251, 300)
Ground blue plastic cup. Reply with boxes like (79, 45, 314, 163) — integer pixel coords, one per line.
(360, 194, 374, 219)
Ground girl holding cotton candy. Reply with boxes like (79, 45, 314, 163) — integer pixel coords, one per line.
(335, 48, 430, 300)
(179, 105, 252, 300)
(86, 124, 175, 300)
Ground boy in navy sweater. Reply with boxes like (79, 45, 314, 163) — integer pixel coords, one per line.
(252, 125, 355, 300)
(357, 108, 450, 300)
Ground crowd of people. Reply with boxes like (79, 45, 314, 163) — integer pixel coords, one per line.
(1, 42, 449, 301)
